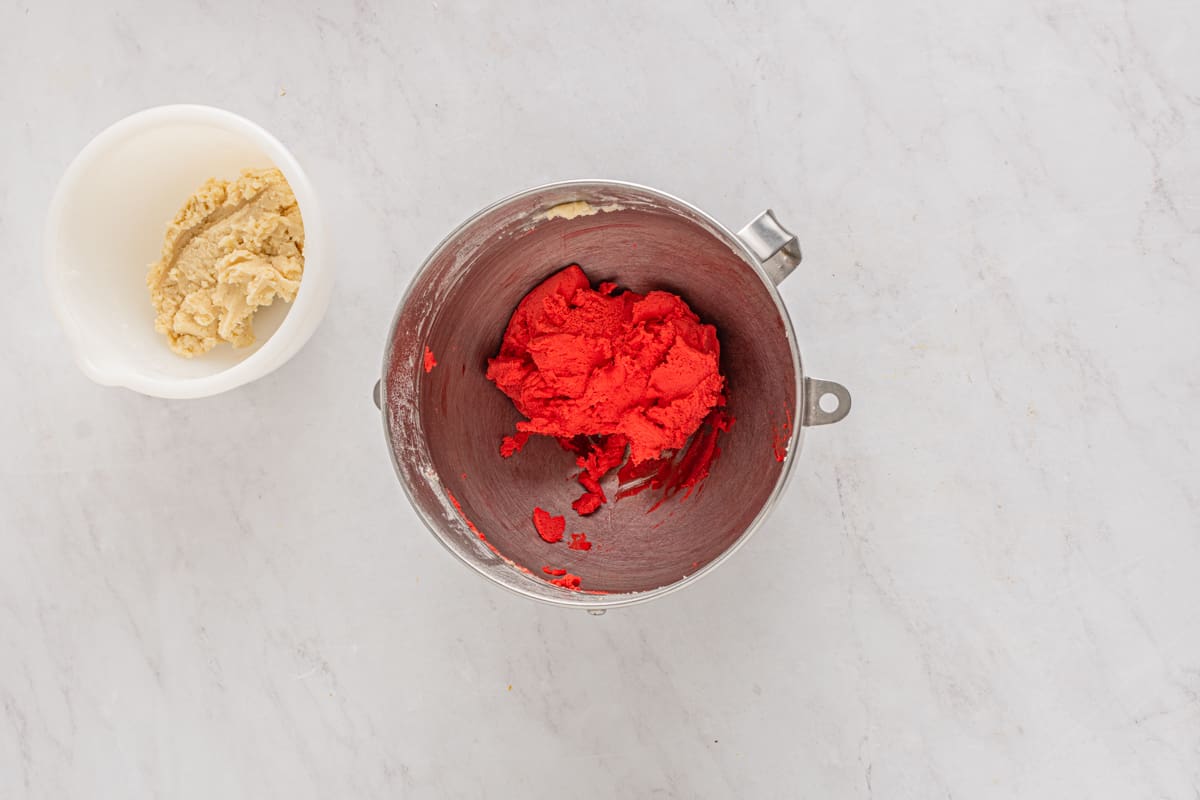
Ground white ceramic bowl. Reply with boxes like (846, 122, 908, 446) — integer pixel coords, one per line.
(44, 104, 329, 399)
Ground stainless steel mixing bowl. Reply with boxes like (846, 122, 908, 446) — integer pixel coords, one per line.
(376, 180, 849, 610)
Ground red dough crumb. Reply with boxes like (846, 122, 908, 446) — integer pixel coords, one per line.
(572, 493, 603, 516)
(549, 573, 582, 590)
(500, 432, 531, 458)
(423, 346, 437, 373)
(571, 434, 627, 515)
(487, 265, 726, 516)
(542, 566, 568, 576)
(568, 533, 592, 551)
(532, 507, 565, 543)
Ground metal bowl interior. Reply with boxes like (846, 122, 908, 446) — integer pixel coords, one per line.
(382, 182, 800, 606)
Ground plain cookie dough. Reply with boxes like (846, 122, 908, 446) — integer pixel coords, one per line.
(147, 167, 304, 357)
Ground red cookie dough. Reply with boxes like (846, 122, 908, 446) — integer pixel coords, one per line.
(487, 265, 726, 515)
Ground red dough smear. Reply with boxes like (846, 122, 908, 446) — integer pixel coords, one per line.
(568, 532, 592, 551)
(615, 409, 733, 506)
(772, 408, 793, 462)
(423, 346, 437, 373)
(532, 507, 565, 543)
(447, 490, 511, 565)
(447, 491, 483, 539)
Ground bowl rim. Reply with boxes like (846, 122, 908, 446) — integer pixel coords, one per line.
(380, 178, 807, 610)
(43, 103, 325, 399)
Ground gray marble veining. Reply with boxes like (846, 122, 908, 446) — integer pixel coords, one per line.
(2, 0, 1198, 796)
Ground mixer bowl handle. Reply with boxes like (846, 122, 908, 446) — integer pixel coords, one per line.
(737, 209, 802, 285)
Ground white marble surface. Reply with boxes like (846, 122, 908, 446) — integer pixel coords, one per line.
(3, 0, 1199, 796)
